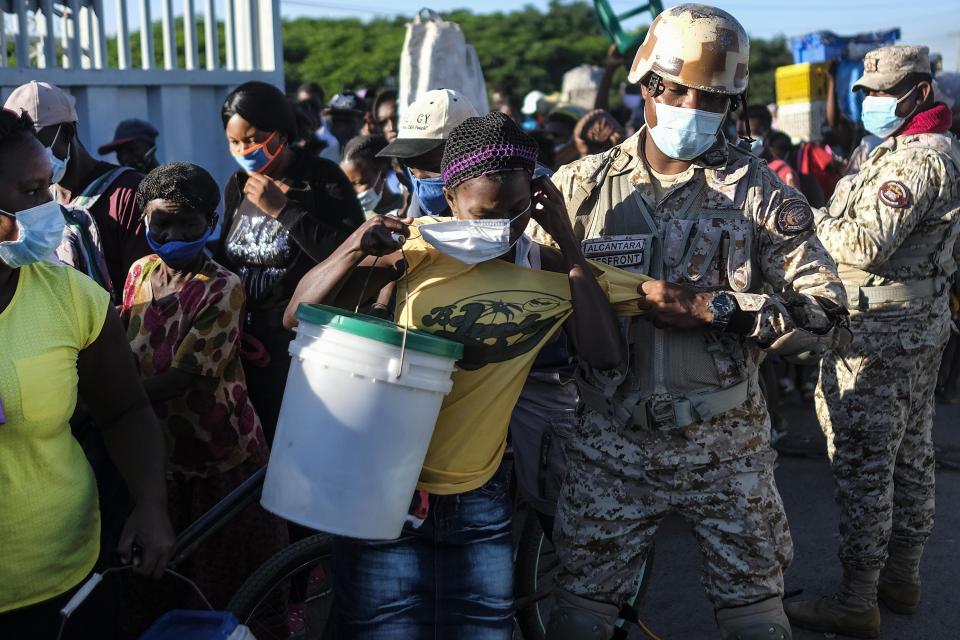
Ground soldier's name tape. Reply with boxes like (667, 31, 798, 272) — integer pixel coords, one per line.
(582, 236, 649, 268)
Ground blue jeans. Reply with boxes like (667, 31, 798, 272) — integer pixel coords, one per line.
(333, 464, 513, 640)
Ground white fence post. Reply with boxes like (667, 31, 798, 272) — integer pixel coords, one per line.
(116, 0, 131, 69)
(14, 0, 29, 69)
(41, 0, 56, 68)
(160, 0, 175, 70)
(92, 0, 106, 69)
(0, 11, 8, 68)
(79, 5, 92, 69)
(183, 0, 197, 70)
(139, 0, 154, 69)
(224, 0, 236, 71)
(257, 0, 281, 73)
(203, 0, 219, 70)
(68, 0, 82, 69)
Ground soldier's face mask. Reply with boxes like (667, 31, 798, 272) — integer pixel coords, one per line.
(648, 102, 726, 161)
(861, 86, 918, 138)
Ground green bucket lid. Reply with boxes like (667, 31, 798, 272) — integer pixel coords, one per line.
(295, 303, 463, 360)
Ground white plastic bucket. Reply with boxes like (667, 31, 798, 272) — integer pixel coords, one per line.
(260, 304, 462, 539)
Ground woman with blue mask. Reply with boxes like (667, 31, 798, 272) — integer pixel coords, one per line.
(283, 111, 648, 640)
(215, 81, 365, 441)
(0, 109, 174, 638)
(118, 163, 287, 633)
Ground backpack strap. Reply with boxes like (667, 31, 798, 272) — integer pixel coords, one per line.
(71, 166, 134, 210)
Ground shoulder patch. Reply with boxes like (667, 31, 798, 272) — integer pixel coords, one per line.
(878, 180, 912, 208)
(776, 198, 813, 235)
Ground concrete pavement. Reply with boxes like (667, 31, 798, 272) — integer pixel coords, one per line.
(634, 395, 960, 640)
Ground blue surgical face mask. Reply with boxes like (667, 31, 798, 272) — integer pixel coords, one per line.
(0, 200, 66, 268)
(45, 125, 70, 184)
(861, 87, 918, 139)
(232, 131, 284, 175)
(146, 224, 214, 268)
(749, 135, 765, 153)
(409, 173, 448, 216)
(648, 102, 727, 161)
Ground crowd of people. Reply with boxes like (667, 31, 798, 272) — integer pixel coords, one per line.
(1, 3, 959, 640)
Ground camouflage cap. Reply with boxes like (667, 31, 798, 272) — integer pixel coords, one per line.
(853, 45, 931, 92)
(627, 3, 750, 95)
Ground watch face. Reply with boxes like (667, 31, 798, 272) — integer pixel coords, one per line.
(711, 292, 736, 321)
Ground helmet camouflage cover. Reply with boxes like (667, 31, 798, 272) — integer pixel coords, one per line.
(628, 3, 750, 95)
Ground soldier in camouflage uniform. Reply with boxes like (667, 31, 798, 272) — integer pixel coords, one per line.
(786, 46, 960, 639)
(534, 5, 848, 640)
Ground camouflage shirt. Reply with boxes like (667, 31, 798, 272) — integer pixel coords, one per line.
(541, 129, 846, 354)
(815, 131, 960, 337)
(535, 130, 846, 467)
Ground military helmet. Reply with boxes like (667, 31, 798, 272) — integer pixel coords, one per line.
(627, 3, 750, 95)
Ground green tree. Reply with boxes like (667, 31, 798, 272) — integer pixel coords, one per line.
(748, 36, 795, 106)
(104, 2, 792, 109)
(280, 3, 791, 108)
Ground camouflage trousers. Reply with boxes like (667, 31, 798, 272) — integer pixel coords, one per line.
(816, 328, 946, 570)
(553, 408, 793, 609)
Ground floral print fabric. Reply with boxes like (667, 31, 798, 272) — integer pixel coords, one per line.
(121, 255, 267, 477)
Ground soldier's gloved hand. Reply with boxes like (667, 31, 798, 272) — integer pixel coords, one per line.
(636, 280, 713, 329)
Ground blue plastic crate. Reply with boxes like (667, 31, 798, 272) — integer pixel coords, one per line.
(790, 32, 845, 64)
(139, 610, 241, 640)
(836, 59, 866, 122)
(790, 29, 901, 64)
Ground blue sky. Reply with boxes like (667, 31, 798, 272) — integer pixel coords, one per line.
(278, 0, 959, 73)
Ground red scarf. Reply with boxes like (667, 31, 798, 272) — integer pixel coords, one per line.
(899, 103, 953, 136)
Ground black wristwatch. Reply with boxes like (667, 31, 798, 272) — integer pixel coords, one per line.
(708, 291, 738, 332)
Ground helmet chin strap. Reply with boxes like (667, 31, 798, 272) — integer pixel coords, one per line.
(735, 88, 753, 144)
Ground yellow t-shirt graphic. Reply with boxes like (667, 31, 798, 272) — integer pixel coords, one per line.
(396, 219, 647, 494)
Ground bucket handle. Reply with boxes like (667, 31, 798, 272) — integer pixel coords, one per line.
(396, 247, 410, 380)
(353, 242, 411, 380)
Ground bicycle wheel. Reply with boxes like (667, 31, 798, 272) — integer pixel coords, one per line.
(514, 512, 655, 640)
(227, 533, 334, 640)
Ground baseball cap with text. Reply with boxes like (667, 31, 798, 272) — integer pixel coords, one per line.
(4, 81, 77, 129)
(378, 89, 479, 159)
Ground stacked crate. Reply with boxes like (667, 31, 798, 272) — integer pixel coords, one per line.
(775, 62, 830, 144)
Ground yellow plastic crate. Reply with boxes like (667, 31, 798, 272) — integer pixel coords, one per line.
(775, 62, 830, 106)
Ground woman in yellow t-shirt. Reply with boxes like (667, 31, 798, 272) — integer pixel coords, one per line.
(0, 108, 174, 638)
(284, 112, 636, 639)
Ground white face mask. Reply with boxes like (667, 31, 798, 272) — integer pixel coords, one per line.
(418, 203, 531, 265)
(45, 125, 70, 184)
(357, 186, 383, 212)
(648, 102, 727, 161)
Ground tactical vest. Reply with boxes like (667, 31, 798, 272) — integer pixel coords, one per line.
(832, 138, 960, 311)
(572, 146, 762, 430)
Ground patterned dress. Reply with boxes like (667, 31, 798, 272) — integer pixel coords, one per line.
(119, 255, 287, 630)
(122, 255, 264, 477)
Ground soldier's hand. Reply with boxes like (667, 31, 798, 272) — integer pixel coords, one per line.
(637, 280, 713, 329)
